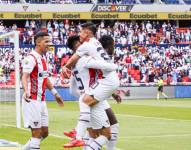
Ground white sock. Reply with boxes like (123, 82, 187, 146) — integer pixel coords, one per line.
(29, 137, 41, 150)
(22, 139, 31, 150)
(87, 135, 108, 150)
(82, 132, 90, 150)
(76, 99, 91, 140)
(106, 123, 119, 150)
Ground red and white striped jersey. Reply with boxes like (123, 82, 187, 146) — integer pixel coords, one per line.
(22, 50, 48, 101)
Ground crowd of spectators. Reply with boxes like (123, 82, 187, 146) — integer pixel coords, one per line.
(115, 44, 191, 86)
(1, 20, 191, 87)
(0, 20, 189, 46)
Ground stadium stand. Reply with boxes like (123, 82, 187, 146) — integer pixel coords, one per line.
(1, 20, 191, 86)
(163, 0, 179, 4)
(184, 0, 191, 4)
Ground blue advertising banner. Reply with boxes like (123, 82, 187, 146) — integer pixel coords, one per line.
(45, 87, 77, 101)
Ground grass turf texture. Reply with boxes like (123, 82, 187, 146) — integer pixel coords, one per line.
(1, 99, 191, 150)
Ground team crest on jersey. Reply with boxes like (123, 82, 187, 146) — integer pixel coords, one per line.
(34, 122, 39, 126)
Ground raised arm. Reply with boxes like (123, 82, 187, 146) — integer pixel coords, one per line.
(85, 57, 117, 71)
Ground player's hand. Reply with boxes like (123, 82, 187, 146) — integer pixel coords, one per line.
(112, 93, 122, 103)
(55, 93, 64, 107)
(62, 66, 71, 79)
(23, 92, 30, 102)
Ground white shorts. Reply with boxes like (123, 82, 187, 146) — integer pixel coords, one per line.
(79, 95, 110, 130)
(87, 77, 119, 102)
(90, 102, 110, 129)
(22, 98, 48, 129)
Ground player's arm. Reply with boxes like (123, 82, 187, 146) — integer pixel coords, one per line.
(112, 93, 122, 103)
(65, 54, 80, 69)
(22, 72, 30, 102)
(62, 54, 80, 79)
(22, 56, 35, 102)
(46, 78, 64, 107)
(62, 43, 88, 78)
(85, 57, 117, 71)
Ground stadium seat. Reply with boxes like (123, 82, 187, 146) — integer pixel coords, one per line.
(122, 0, 136, 4)
(182, 76, 190, 83)
(164, 0, 179, 4)
(140, 0, 153, 4)
(184, 0, 191, 4)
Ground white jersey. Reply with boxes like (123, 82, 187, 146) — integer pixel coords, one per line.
(22, 50, 49, 101)
(76, 37, 109, 61)
(76, 37, 119, 82)
(71, 56, 117, 94)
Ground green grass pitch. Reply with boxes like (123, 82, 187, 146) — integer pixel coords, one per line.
(1, 99, 191, 150)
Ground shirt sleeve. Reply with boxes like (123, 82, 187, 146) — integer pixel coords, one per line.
(76, 43, 89, 57)
(22, 55, 36, 74)
(84, 56, 117, 71)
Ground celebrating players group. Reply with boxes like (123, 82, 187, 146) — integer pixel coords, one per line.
(21, 22, 121, 150)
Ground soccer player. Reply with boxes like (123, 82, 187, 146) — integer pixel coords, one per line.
(63, 35, 120, 150)
(157, 76, 168, 100)
(62, 23, 120, 148)
(21, 32, 64, 150)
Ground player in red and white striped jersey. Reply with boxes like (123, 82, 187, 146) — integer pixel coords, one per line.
(22, 32, 64, 150)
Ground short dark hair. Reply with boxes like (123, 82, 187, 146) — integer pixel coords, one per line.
(81, 22, 97, 36)
(34, 32, 49, 46)
(99, 35, 114, 55)
(66, 35, 80, 50)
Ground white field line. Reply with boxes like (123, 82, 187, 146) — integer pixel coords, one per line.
(2, 124, 124, 150)
(116, 114, 191, 122)
(118, 134, 191, 140)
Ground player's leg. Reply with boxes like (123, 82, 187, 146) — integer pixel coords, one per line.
(160, 87, 168, 99)
(157, 87, 161, 100)
(86, 104, 111, 150)
(75, 94, 91, 140)
(63, 95, 89, 148)
(105, 108, 119, 150)
(82, 76, 120, 107)
(30, 128, 42, 150)
(83, 129, 94, 150)
(41, 101, 49, 141)
(22, 100, 42, 150)
(87, 107, 119, 150)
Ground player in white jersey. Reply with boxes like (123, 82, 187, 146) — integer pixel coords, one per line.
(21, 32, 64, 150)
(63, 35, 121, 150)
(62, 23, 120, 148)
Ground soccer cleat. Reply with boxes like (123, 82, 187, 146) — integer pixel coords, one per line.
(63, 139, 85, 148)
(63, 129, 76, 138)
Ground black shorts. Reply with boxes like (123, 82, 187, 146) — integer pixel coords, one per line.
(158, 86, 163, 92)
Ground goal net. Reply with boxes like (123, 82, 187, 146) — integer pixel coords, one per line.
(0, 31, 21, 128)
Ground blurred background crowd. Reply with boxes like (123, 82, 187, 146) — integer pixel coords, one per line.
(0, 19, 191, 87)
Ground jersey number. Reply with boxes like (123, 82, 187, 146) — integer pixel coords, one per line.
(73, 70, 84, 90)
(97, 47, 109, 61)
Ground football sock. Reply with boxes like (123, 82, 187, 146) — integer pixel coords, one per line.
(106, 123, 119, 150)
